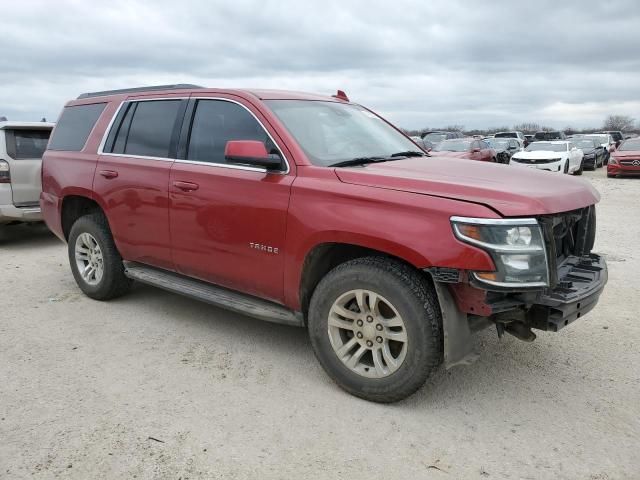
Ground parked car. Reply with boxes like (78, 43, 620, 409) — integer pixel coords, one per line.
(409, 136, 433, 152)
(601, 130, 624, 147)
(484, 137, 522, 164)
(510, 140, 584, 174)
(431, 138, 496, 162)
(570, 138, 605, 169)
(608, 137, 640, 178)
(41, 85, 607, 403)
(533, 131, 567, 141)
(494, 131, 527, 146)
(524, 134, 535, 144)
(578, 134, 615, 164)
(0, 120, 55, 224)
(421, 131, 464, 144)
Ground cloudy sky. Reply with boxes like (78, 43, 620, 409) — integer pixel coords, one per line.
(2, 0, 639, 130)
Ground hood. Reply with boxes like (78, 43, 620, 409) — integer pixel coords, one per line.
(612, 150, 640, 158)
(512, 151, 564, 160)
(431, 151, 470, 159)
(334, 156, 600, 217)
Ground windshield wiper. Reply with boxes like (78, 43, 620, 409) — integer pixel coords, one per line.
(329, 156, 390, 168)
(330, 151, 427, 168)
(389, 150, 427, 158)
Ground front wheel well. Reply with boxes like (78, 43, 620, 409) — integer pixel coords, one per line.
(299, 243, 429, 318)
(61, 195, 102, 240)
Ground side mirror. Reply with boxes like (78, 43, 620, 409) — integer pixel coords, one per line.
(224, 140, 282, 170)
(472, 148, 481, 153)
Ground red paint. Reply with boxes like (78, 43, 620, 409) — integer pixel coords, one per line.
(608, 149, 640, 177)
(41, 87, 601, 314)
(433, 138, 496, 162)
(224, 140, 269, 160)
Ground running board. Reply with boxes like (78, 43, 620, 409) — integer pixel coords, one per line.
(123, 262, 304, 327)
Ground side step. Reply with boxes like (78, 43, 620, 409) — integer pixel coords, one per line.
(123, 262, 304, 327)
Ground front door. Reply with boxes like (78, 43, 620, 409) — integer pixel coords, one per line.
(169, 97, 294, 303)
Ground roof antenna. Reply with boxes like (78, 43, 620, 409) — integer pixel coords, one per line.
(41, 117, 47, 122)
(332, 90, 349, 102)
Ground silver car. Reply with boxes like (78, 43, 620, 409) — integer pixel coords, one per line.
(0, 121, 54, 223)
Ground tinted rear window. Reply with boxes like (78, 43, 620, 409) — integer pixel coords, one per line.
(118, 100, 182, 158)
(48, 103, 106, 151)
(6, 130, 51, 159)
(495, 132, 516, 138)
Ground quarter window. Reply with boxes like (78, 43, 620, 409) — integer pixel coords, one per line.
(48, 103, 106, 151)
(186, 100, 277, 165)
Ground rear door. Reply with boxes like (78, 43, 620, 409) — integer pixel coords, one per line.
(95, 96, 187, 270)
(3, 128, 51, 206)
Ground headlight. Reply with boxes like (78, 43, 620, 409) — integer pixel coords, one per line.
(451, 216, 549, 289)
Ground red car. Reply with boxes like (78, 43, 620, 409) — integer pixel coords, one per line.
(608, 138, 640, 177)
(41, 85, 607, 403)
(431, 138, 497, 162)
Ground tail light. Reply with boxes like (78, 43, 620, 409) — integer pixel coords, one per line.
(0, 160, 10, 183)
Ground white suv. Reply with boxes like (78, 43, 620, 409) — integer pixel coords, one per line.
(0, 121, 54, 223)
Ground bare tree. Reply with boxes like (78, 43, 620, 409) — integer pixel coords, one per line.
(602, 115, 635, 131)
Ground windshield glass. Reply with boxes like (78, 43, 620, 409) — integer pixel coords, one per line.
(573, 140, 596, 149)
(486, 138, 510, 149)
(265, 100, 418, 167)
(423, 132, 448, 143)
(525, 142, 567, 152)
(433, 139, 471, 152)
(494, 132, 516, 138)
(618, 139, 640, 151)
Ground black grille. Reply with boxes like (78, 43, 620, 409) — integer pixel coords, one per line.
(539, 206, 596, 288)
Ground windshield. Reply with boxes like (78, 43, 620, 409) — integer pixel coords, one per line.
(486, 138, 510, 149)
(494, 132, 516, 138)
(525, 142, 567, 152)
(423, 132, 448, 143)
(618, 139, 640, 151)
(265, 100, 418, 167)
(573, 140, 597, 149)
(433, 139, 471, 152)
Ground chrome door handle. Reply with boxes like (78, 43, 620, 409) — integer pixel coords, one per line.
(173, 181, 199, 192)
(99, 170, 118, 179)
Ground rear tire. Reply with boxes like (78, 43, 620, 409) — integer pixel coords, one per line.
(563, 161, 570, 174)
(68, 213, 132, 300)
(307, 257, 443, 403)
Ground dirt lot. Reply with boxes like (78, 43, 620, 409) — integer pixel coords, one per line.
(1, 169, 638, 479)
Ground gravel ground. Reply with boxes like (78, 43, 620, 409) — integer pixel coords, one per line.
(1, 169, 639, 479)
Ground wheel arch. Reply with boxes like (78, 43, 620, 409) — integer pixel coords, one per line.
(60, 195, 104, 240)
(297, 241, 433, 319)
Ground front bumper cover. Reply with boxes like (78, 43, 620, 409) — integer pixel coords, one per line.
(521, 254, 607, 332)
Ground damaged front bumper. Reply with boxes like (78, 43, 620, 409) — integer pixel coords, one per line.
(435, 254, 608, 368)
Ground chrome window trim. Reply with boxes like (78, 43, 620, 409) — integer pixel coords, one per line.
(97, 96, 290, 175)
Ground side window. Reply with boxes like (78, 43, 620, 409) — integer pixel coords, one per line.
(119, 100, 182, 158)
(5, 129, 51, 159)
(186, 100, 276, 165)
(48, 103, 106, 151)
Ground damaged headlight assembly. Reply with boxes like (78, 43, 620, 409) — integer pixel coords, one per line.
(451, 216, 549, 289)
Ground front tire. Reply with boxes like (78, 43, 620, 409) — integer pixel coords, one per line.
(563, 160, 570, 174)
(575, 160, 583, 175)
(68, 213, 132, 300)
(308, 257, 443, 403)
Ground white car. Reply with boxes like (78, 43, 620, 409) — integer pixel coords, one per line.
(0, 121, 55, 224)
(509, 140, 584, 175)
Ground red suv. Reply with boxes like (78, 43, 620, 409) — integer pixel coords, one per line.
(41, 85, 607, 402)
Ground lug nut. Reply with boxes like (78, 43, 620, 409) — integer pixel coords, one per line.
(356, 332, 363, 339)
(356, 319, 363, 327)
(366, 340, 373, 347)
(376, 336, 383, 343)
(366, 316, 373, 322)
(375, 324, 383, 331)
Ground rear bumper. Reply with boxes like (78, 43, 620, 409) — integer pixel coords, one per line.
(0, 204, 42, 223)
(523, 254, 607, 332)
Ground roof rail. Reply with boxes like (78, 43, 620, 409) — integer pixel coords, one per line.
(77, 84, 203, 99)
